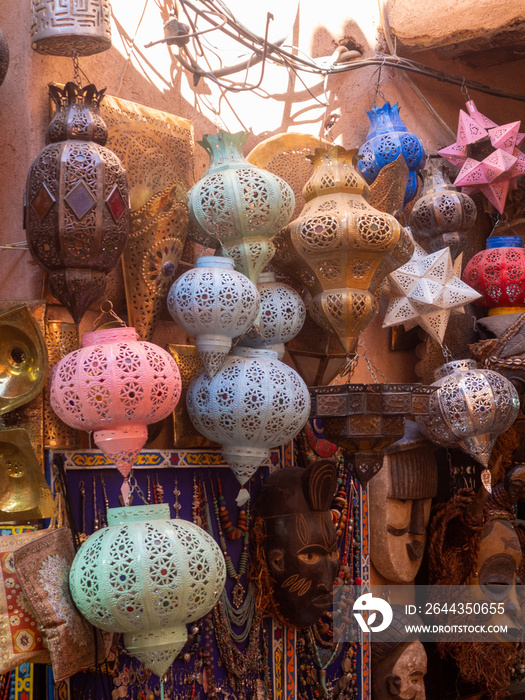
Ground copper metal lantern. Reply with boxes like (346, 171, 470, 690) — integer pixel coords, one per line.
(285, 146, 414, 354)
(30, 0, 112, 57)
(310, 383, 434, 484)
(25, 83, 130, 324)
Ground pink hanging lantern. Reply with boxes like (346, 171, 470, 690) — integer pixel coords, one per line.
(438, 100, 525, 213)
(50, 327, 181, 482)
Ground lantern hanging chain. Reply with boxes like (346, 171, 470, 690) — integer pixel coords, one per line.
(93, 300, 127, 330)
(72, 53, 81, 86)
(441, 343, 454, 363)
(371, 56, 387, 109)
(127, 474, 149, 505)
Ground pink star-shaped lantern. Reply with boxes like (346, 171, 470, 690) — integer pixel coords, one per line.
(438, 100, 525, 213)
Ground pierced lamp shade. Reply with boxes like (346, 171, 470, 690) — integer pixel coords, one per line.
(167, 256, 260, 377)
(409, 158, 477, 258)
(462, 236, 525, 315)
(25, 83, 130, 324)
(187, 131, 295, 283)
(187, 346, 310, 487)
(418, 359, 519, 468)
(357, 102, 425, 206)
(30, 0, 112, 57)
(49, 327, 181, 478)
(285, 146, 414, 354)
(238, 271, 306, 358)
(69, 504, 226, 677)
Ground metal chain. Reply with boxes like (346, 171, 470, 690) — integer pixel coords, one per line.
(127, 474, 149, 505)
(72, 53, 81, 85)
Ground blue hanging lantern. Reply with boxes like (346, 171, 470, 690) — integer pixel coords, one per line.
(357, 102, 425, 206)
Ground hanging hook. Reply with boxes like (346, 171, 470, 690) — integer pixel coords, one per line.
(93, 300, 127, 330)
(461, 77, 471, 102)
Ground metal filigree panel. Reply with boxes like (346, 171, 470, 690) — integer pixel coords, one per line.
(43, 320, 80, 449)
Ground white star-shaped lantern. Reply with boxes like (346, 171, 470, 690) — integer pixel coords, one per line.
(383, 243, 481, 344)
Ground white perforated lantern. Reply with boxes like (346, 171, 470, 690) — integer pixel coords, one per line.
(69, 504, 226, 677)
(167, 256, 260, 377)
(187, 346, 310, 487)
(238, 271, 306, 358)
(49, 327, 181, 479)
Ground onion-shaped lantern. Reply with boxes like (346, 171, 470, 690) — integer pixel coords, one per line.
(357, 102, 425, 206)
(49, 326, 181, 481)
(462, 236, 525, 316)
(418, 359, 519, 485)
(69, 504, 225, 678)
(285, 146, 414, 354)
(238, 271, 306, 358)
(187, 131, 295, 283)
(24, 82, 130, 324)
(409, 158, 477, 259)
(30, 0, 112, 57)
(187, 347, 310, 493)
(167, 256, 260, 377)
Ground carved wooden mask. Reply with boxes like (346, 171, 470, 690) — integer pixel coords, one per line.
(252, 459, 339, 628)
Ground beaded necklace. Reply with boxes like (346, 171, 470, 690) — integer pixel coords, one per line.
(203, 478, 265, 700)
(210, 477, 250, 608)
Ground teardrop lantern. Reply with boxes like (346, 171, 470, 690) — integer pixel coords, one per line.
(357, 102, 425, 206)
(49, 326, 181, 482)
(25, 82, 130, 324)
(418, 359, 520, 483)
(462, 236, 525, 316)
(69, 504, 225, 677)
(285, 146, 414, 354)
(187, 131, 295, 283)
(409, 158, 477, 259)
(238, 271, 306, 358)
(187, 346, 310, 491)
(167, 256, 260, 377)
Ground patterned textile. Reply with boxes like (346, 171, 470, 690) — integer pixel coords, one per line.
(0, 529, 50, 673)
(14, 528, 106, 682)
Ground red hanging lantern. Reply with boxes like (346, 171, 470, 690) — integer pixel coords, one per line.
(462, 236, 525, 315)
(49, 326, 181, 486)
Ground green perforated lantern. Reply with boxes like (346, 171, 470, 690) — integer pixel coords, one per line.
(69, 504, 226, 677)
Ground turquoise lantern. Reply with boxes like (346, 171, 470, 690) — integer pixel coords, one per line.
(358, 102, 425, 206)
(187, 130, 295, 283)
(69, 504, 226, 678)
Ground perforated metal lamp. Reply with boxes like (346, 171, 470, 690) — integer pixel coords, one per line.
(69, 504, 226, 678)
(418, 359, 520, 486)
(187, 131, 295, 283)
(187, 346, 310, 492)
(49, 326, 181, 481)
(167, 255, 260, 377)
